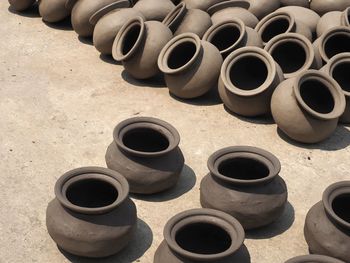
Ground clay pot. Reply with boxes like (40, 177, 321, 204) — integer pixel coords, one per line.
(304, 181, 350, 262)
(280, 0, 310, 8)
(105, 117, 184, 194)
(38, 0, 72, 23)
(8, 0, 36, 11)
(248, 0, 280, 20)
(200, 146, 287, 230)
(158, 33, 222, 99)
(311, 0, 350, 16)
(46, 167, 137, 257)
(208, 0, 259, 29)
(285, 255, 345, 263)
(316, 8, 350, 38)
(271, 70, 346, 143)
(112, 16, 172, 79)
(203, 19, 263, 58)
(162, 3, 212, 38)
(219, 47, 284, 117)
(181, 0, 222, 11)
(264, 33, 322, 79)
(154, 208, 248, 262)
(133, 0, 174, 21)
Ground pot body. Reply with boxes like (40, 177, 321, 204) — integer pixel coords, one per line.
(133, 0, 174, 21)
(311, 0, 350, 16)
(39, 0, 71, 22)
(211, 7, 258, 28)
(285, 255, 345, 263)
(248, 0, 280, 20)
(182, 0, 222, 11)
(280, 0, 310, 8)
(316, 8, 349, 37)
(9, 0, 36, 11)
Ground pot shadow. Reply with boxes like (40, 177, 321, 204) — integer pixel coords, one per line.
(43, 16, 72, 31)
(8, 3, 40, 18)
(121, 70, 166, 88)
(245, 201, 295, 239)
(223, 105, 275, 125)
(58, 218, 153, 263)
(169, 87, 222, 106)
(78, 36, 93, 46)
(130, 164, 196, 202)
(100, 54, 121, 65)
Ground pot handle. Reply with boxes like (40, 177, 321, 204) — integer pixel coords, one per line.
(65, 0, 78, 10)
(89, 0, 130, 26)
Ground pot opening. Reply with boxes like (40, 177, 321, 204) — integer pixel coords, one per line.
(167, 42, 197, 69)
(175, 222, 232, 255)
(324, 33, 350, 60)
(332, 61, 350, 92)
(66, 179, 118, 208)
(210, 25, 241, 52)
(332, 194, 350, 223)
(261, 17, 290, 43)
(121, 23, 141, 55)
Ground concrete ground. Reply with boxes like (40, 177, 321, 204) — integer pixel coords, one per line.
(1, 2, 350, 263)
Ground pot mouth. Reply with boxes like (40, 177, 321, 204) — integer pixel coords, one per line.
(164, 208, 244, 261)
(293, 70, 346, 120)
(207, 0, 250, 16)
(113, 117, 180, 157)
(112, 16, 145, 62)
(323, 181, 350, 231)
(285, 254, 345, 263)
(342, 7, 350, 26)
(55, 167, 129, 215)
(327, 53, 350, 97)
(207, 146, 281, 185)
(89, 0, 130, 26)
(162, 2, 187, 31)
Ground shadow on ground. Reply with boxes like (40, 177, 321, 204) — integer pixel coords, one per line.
(100, 54, 121, 65)
(169, 87, 222, 106)
(78, 36, 93, 46)
(223, 105, 275, 125)
(121, 70, 166, 88)
(8, 4, 40, 18)
(43, 16, 72, 31)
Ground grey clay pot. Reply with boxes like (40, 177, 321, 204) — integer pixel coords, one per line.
(248, 0, 280, 20)
(280, 0, 310, 8)
(38, 0, 72, 23)
(311, 0, 350, 16)
(285, 255, 345, 263)
(8, 0, 36, 11)
(316, 7, 350, 38)
(133, 0, 174, 21)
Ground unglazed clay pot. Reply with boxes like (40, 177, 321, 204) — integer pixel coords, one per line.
(8, 0, 36, 11)
(46, 167, 137, 257)
(105, 117, 184, 194)
(280, 0, 310, 8)
(271, 70, 346, 143)
(133, 0, 174, 21)
(219, 47, 284, 117)
(203, 19, 262, 58)
(112, 16, 172, 79)
(304, 181, 350, 262)
(158, 33, 222, 99)
(265, 33, 322, 79)
(162, 3, 212, 38)
(248, 0, 280, 20)
(200, 146, 287, 230)
(285, 255, 345, 263)
(181, 0, 222, 11)
(38, 0, 72, 23)
(317, 8, 350, 38)
(311, 0, 350, 16)
(154, 208, 249, 262)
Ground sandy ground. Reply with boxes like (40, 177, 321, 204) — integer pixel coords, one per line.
(1, 3, 350, 263)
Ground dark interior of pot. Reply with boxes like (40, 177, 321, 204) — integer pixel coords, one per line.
(229, 56, 268, 90)
(168, 42, 197, 69)
(66, 179, 118, 208)
(218, 157, 270, 180)
(210, 25, 241, 52)
(122, 127, 169, 152)
(122, 24, 141, 55)
(261, 17, 290, 43)
(300, 79, 335, 114)
(332, 194, 350, 223)
(271, 42, 306, 74)
(332, 61, 350, 92)
(175, 222, 232, 254)
(324, 33, 350, 59)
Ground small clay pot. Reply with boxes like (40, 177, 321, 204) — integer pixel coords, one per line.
(264, 33, 322, 79)
(38, 0, 72, 23)
(285, 255, 345, 263)
(203, 19, 263, 58)
(280, 0, 310, 8)
(112, 16, 172, 79)
(271, 70, 346, 143)
(158, 33, 222, 99)
(8, 0, 36, 11)
(311, 0, 350, 16)
(154, 208, 248, 262)
(181, 0, 222, 11)
(248, 0, 280, 20)
(162, 3, 212, 38)
(304, 181, 350, 262)
(46, 167, 137, 257)
(316, 7, 350, 38)
(133, 0, 174, 21)
(105, 117, 184, 194)
(219, 46, 284, 117)
(200, 146, 287, 230)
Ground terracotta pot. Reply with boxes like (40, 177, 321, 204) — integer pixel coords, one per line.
(112, 16, 172, 79)
(219, 46, 284, 117)
(203, 19, 263, 58)
(154, 208, 248, 262)
(248, 0, 280, 20)
(271, 70, 346, 143)
(304, 181, 350, 262)
(181, 0, 222, 11)
(200, 146, 287, 230)
(105, 117, 184, 194)
(285, 255, 345, 263)
(316, 7, 350, 38)
(162, 3, 212, 38)
(311, 0, 350, 16)
(133, 0, 174, 21)
(46, 167, 137, 257)
(280, 0, 310, 8)
(38, 0, 72, 23)
(208, 0, 259, 29)
(264, 33, 322, 79)
(8, 0, 36, 11)
(158, 33, 222, 99)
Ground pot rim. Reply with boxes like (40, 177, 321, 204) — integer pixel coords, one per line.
(207, 0, 250, 15)
(325, 53, 350, 97)
(164, 208, 245, 261)
(341, 7, 350, 26)
(89, 0, 130, 26)
(207, 146, 281, 186)
(285, 254, 345, 263)
(55, 166, 129, 215)
(162, 2, 187, 30)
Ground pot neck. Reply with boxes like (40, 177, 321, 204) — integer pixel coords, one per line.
(325, 53, 350, 97)
(162, 3, 188, 33)
(207, 0, 250, 15)
(89, 0, 130, 26)
(341, 7, 350, 27)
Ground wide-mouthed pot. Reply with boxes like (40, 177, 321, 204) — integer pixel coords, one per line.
(133, 0, 174, 21)
(285, 255, 345, 263)
(311, 0, 350, 16)
(280, 0, 310, 8)
(248, 0, 280, 20)
(8, 0, 36, 11)
(316, 7, 350, 37)
(38, 0, 73, 23)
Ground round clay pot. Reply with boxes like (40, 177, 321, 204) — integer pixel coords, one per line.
(219, 46, 284, 117)
(248, 0, 280, 20)
(304, 181, 350, 262)
(8, 0, 36, 11)
(133, 0, 174, 21)
(271, 70, 346, 143)
(208, 0, 259, 29)
(105, 117, 184, 194)
(311, 0, 350, 16)
(154, 208, 248, 262)
(264, 33, 322, 79)
(316, 8, 350, 38)
(181, 0, 222, 11)
(285, 255, 345, 263)
(38, 0, 72, 23)
(280, 0, 310, 8)
(112, 16, 172, 79)
(200, 146, 287, 230)
(162, 3, 212, 38)
(46, 167, 137, 257)
(203, 19, 263, 58)
(158, 33, 223, 99)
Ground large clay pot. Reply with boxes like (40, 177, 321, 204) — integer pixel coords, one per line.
(248, 0, 280, 20)
(112, 16, 172, 79)
(304, 181, 350, 262)
(285, 255, 345, 263)
(8, 0, 36, 11)
(203, 18, 262, 58)
(311, 0, 350, 16)
(280, 0, 310, 8)
(154, 208, 248, 262)
(181, 0, 222, 11)
(316, 8, 350, 38)
(105, 117, 184, 194)
(200, 146, 287, 230)
(264, 33, 322, 79)
(219, 46, 284, 117)
(271, 70, 346, 143)
(162, 3, 212, 38)
(133, 0, 174, 21)
(38, 0, 72, 23)
(46, 167, 137, 257)
(158, 33, 222, 99)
